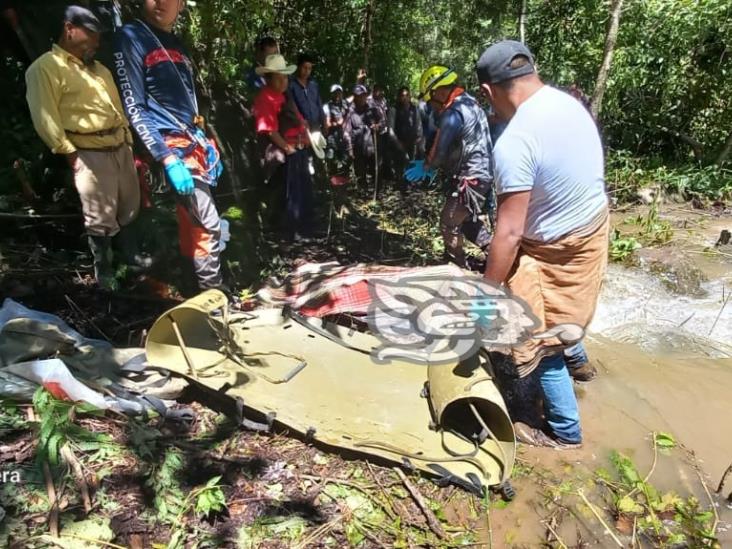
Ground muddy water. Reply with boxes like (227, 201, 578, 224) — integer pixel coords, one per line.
(484, 259, 732, 547)
(582, 339, 732, 483)
(588, 263, 732, 484)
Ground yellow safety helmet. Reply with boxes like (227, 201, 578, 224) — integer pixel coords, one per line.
(418, 65, 458, 102)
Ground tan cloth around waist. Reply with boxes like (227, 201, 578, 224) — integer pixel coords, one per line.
(502, 207, 610, 377)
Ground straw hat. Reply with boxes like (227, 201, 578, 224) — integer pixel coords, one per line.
(255, 54, 296, 75)
(308, 130, 327, 159)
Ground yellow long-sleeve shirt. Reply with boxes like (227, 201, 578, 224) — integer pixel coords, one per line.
(25, 44, 131, 154)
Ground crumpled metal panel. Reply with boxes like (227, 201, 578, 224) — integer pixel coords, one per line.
(146, 290, 515, 491)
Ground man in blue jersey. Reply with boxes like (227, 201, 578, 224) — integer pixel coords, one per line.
(112, 0, 224, 292)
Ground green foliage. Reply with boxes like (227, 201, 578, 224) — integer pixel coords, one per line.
(222, 206, 244, 221)
(179, 0, 731, 168)
(237, 516, 309, 547)
(604, 443, 718, 547)
(55, 517, 116, 549)
(127, 418, 163, 460)
(355, 188, 444, 264)
(147, 446, 187, 521)
(0, 401, 29, 434)
(0, 463, 48, 516)
(192, 475, 227, 517)
(654, 432, 676, 449)
(182, 0, 511, 101)
(528, 0, 732, 164)
(0, 56, 46, 196)
(609, 229, 641, 263)
(32, 388, 110, 466)
(627, 200, 674, 245)
(607, 150, 732, 202)
(610, 450, 642, 487)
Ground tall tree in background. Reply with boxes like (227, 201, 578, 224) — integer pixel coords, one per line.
(518, 0, 527, 43)
(362, 0, 376, 71)
(591, 0, 625, 117)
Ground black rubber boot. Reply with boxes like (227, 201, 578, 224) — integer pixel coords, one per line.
(88, 235, 117, 290)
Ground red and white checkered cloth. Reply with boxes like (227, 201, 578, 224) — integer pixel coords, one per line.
(258, 262, 464, 317)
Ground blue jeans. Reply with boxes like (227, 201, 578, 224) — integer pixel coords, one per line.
(538, 353, 582, 443)
(564, 342, 589, 369)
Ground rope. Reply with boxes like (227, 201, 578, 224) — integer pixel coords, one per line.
(354, 439, 488, 479)
(469, 401, 509, 480)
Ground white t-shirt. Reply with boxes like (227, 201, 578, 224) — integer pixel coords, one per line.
(493, 85, 607, 242)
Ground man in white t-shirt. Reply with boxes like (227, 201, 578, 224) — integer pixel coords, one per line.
(476, 41, 609, 448)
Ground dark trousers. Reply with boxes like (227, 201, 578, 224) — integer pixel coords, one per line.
(285, 148, 314, 237)
(353, 152, 374, 187)
(176, 179, 223, 290)
(378, 130, 407, 181)
(439, 195, 492, 267)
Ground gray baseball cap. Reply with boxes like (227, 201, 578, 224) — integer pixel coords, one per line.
(64, 5, 104, 33)
(476, 40, 536, 84)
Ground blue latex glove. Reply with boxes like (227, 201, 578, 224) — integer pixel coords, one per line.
(404, 160, 436, 183)
(164, 158, 195, 195)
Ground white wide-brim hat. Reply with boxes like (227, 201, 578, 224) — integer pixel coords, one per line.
(255, 54, 296, 76)
(308, 130, 327, 159)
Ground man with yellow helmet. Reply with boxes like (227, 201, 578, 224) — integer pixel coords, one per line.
(406, 65, 494, 268)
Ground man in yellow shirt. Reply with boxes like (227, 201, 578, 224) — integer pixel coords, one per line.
(25, 6, 145, 290)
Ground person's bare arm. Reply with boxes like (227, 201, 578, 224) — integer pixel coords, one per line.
(267, 131, 295, 154)
(483, 191, 530, 284)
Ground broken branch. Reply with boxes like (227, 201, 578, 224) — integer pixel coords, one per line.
(394, 467, 447, 540)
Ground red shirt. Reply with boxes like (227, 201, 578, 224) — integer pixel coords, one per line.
(253, 86, 307, 143)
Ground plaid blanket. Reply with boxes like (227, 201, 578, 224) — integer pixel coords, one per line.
(259, 262, 464, 317)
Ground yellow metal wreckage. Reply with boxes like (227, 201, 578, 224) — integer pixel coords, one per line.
(146, 289, 517, 495)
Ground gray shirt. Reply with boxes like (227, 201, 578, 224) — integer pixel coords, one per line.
(494, 86, 607, 242)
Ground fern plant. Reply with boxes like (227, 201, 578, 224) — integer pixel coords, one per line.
(32, 388, 110, 466)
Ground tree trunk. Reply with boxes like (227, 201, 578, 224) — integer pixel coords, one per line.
(656, 125, 704, 163)
(362, 0, 376, 70)
(590, 0, 625, 118)
(518, 0, 528, 43)
(715, 131, 732, 166)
